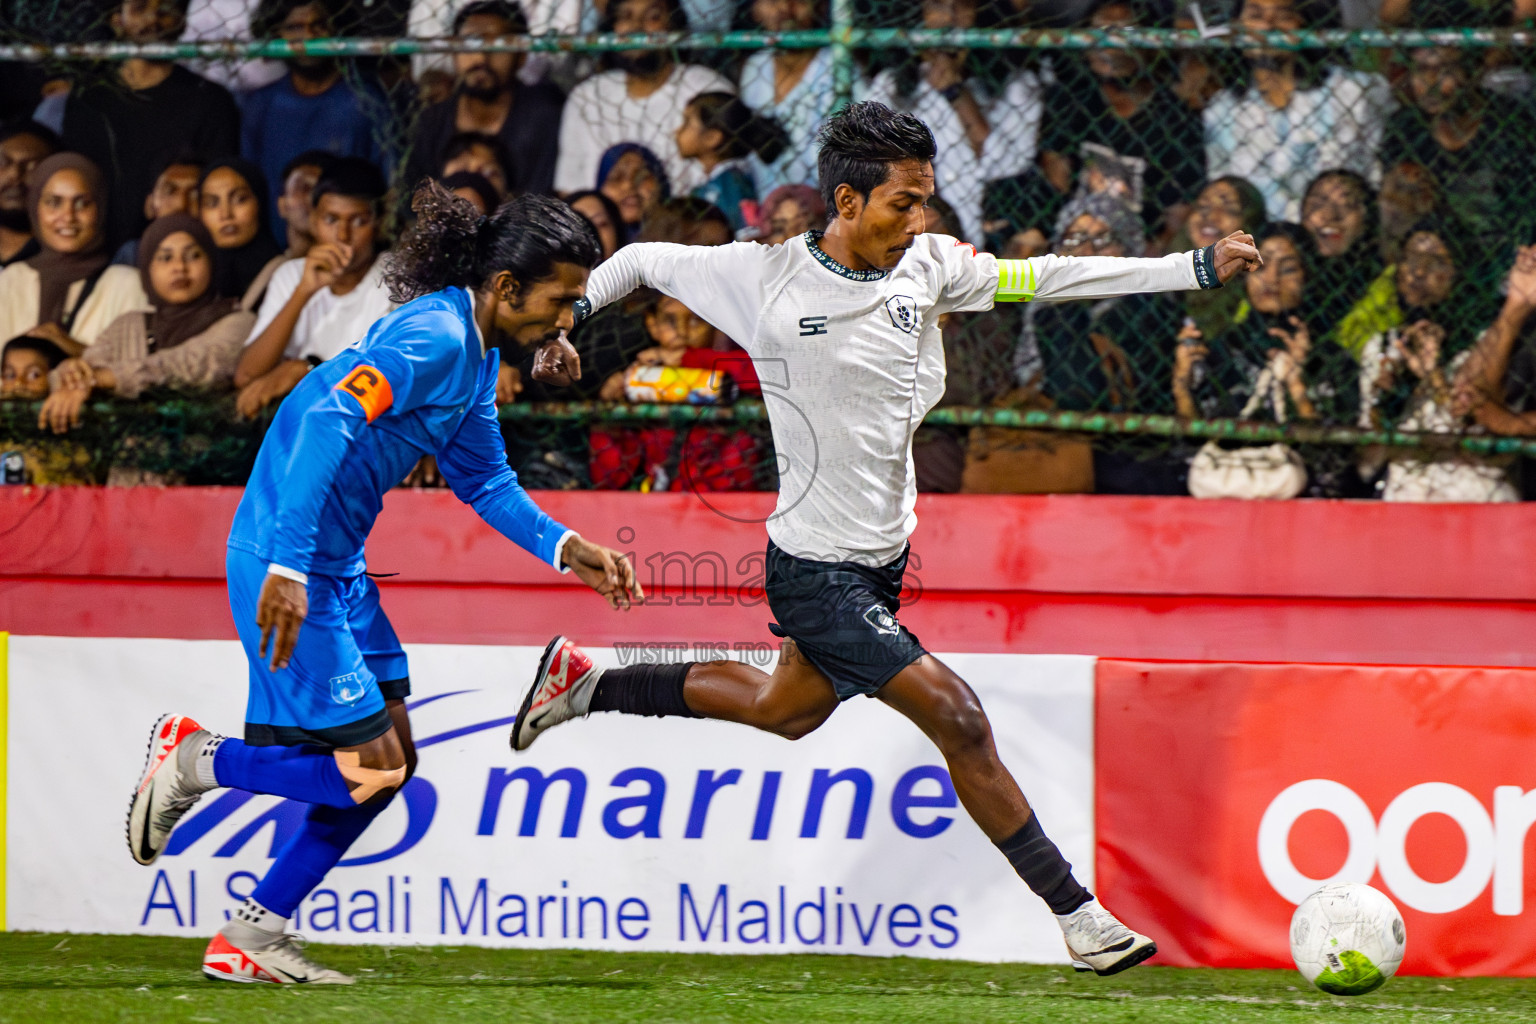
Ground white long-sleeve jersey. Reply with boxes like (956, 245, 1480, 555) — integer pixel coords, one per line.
(579, 231, 1214, 565)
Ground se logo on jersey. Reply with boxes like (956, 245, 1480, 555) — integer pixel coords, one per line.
(885, 295, 918, 334)
(337, 365, 394, 422)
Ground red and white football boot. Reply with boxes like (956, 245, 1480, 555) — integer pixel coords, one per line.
(509, 636, 601, 751)
(126, 713, 215, 865)
(202, 932, 353, 985)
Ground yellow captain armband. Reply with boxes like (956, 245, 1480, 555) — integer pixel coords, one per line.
(994, 259, 1038, 303)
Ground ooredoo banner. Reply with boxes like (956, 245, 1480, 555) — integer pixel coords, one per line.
(5, 636, 1093, 963)
(1095, 660, 1536, 977)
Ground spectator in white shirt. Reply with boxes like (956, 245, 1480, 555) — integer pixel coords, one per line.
(553, 0, 734, 194)
(1204, 0, 1394, 221)
(178, 0, 286, 95)
(863, 0, 1044, 245)
(234, 157, 395, 418)
(737, 0, 839, 193)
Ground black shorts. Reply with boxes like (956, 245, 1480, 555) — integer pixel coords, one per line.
(765, 542, 928, 701)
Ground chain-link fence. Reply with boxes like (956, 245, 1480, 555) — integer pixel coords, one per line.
(5, 0, 1536, 499)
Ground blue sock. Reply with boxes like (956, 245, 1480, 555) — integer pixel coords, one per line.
(252, 798, 390, 918)
(213, 740, 355, 808)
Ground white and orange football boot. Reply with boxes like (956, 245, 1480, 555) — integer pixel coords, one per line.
(509, 636, 601, 751)
(202, 932, 353, 985)
(126, 713, 217, 865)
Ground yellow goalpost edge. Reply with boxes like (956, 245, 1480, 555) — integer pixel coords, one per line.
(1, 631, 8, 932)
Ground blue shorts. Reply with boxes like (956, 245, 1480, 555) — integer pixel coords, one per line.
(227, 547, 410, 748)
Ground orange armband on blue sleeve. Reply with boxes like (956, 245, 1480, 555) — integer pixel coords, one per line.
(335, 365, 394, 422)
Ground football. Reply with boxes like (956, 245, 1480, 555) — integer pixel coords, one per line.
(1290, 882, 1407, 996)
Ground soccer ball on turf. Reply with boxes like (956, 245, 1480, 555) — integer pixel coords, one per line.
(1289, 882, 1406, 996)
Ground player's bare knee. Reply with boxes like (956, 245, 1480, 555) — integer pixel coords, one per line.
(773, 718, 818, 742)
(933, 696, 993, 757)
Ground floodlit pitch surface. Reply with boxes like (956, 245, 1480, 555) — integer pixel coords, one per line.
(3, 935, 1535, 1023)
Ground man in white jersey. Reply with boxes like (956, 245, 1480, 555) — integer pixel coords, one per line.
(511, 102, 1262, 975)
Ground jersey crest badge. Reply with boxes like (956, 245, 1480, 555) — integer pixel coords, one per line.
(337, 365, 393, 422)
(329, 672, 366, 706)
(885, 295, 918, 334)
(863, 604, 901, 636)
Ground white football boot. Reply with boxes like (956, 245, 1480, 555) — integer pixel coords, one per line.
(509, 635, 601, 751)
(126, 713, 217, 865)
(202, 932, 354, 985)
(1057, 898, 1157, 976)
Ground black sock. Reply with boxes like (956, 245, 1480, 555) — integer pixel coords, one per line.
(996, 813, 1092, 916)
(588, 661, 700, 718)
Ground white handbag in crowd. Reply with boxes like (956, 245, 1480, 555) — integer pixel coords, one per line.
(1187, 360, 1308, 500)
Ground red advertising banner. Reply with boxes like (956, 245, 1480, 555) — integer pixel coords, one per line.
(1095, 660, 1536, 977)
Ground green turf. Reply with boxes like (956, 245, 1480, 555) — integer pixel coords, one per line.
(1, 932, 1532, 1023)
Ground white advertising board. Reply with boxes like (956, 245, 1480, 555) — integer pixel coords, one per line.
(7, 636, 1092, 962)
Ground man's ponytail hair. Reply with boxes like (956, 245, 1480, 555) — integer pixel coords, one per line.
(688, 92, 789, 165)
(385, 181, 602, 305)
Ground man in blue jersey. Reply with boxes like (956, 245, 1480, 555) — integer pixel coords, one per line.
(125, 187, 641, 985)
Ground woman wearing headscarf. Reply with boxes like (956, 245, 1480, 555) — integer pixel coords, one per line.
(37, 213, 256, 434)
(0, 152, 148, 350)
(1010, 191, 1190, 494)
(198, 157, 285, 311)
(1015, 191, 1171, 415)
(597, 143, 670, 243)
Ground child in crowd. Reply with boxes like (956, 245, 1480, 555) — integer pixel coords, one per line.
(1, 335, 66, 400)
(0, 335, 88, 484)
(591, 291, 761, 492)
(674, 92, 788, 234)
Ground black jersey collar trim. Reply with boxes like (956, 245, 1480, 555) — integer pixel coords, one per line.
(805, 231, 889, 282)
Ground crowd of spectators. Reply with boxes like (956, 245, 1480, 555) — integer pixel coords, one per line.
(4, 0, 1536, 500)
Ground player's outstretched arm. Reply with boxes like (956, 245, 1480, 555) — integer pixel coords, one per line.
(433, 375, 642, 608)
(993, 230, 1262, 304)
(574, 242, 769, 350)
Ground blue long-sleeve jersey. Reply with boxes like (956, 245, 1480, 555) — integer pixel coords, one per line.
(228, 286, 573, 578)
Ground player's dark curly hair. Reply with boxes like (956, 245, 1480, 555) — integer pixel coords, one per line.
(384, 181, 601, 305)
(816, 101, 936, 214)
